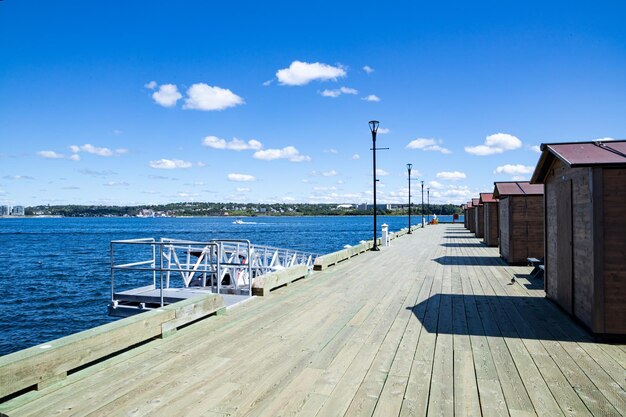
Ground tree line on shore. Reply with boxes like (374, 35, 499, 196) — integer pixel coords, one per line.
(26, 202, 463, 217)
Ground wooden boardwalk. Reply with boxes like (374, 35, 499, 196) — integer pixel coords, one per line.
(2, 224, 625, 417)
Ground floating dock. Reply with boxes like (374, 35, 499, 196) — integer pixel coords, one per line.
(1, 224, 625, 416)
(108, 238, 318, 316)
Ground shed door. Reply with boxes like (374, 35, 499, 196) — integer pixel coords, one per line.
(556, 179, 573, 314)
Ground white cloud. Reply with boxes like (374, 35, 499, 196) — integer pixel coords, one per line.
(262, 80, 273, 86)
(494, 164, 535, 175)
(428, 180, 444, 189)
(228, 173, 256, 182)
(196, 161, 206, 167)
(38, 150, 65, 159)
(426, 145, 452, 154)
(430, 185, 476, 204)
(113, 129, 123, 135)
(593, 137, 615, 141)
(236, 187, 251, 192)
(362, 95, 380, 102)
(531, 145, 541, 153)
(253, 146, 311, 162)
(183, 83, 244, 111)
(406, 138, 452, 154)
(406, 138, 436, 149)
(104, 181, 129, 187)
(324, 148, 338, 154)
(144, 81, 157, 90)
(81, 144, 113, 156)
(512, 175, 528, 181)
(351, 154, 360, 160)
(376, 168, 389, 176)
(313, 186, 338, 191)
(377, 128, 390, 134)
(322, 170, 338, 177)
(152, 84, 182, 107)
(149, 159, 193, 169)
(69, 154, 80, 161)
(3, 175, 34, 180)
(465, 133, 522, 156)
(69, 144, 125, 157)
(320, 86, 359, 98)
(363, 65, 374, 74)
(276, 61, 346, 86)
(436, 171, 466, 181)
(202, 135, 262, 151)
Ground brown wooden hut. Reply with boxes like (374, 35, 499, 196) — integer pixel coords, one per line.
(474, 198, 485, 238)
(480, 192, 499, 247)
(466, 201, 475, 233)
(493, 182, 544, 265)
(531, 140, 626, 337)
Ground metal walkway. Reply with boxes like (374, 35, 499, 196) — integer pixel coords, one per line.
(108, 238, 318, 316)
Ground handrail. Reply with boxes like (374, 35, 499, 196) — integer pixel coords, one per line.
(110, 238, 319, 307)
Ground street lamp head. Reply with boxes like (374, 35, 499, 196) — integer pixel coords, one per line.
(406, 163, 412, 171)
(369, 120, 379, 133)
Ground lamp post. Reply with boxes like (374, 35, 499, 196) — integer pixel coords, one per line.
(421, 180, 424, 227)
(407, 163, 412, 233)
(370, 120, 380, 251)
(427, 187, 430, 224)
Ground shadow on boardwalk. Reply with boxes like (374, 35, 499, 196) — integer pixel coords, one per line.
(433, 255, 504, 266)
(440, 242, 487, 248)
(407, 293, 592, 342)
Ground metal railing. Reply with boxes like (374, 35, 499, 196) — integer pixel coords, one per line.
(110, 238, 318, 307)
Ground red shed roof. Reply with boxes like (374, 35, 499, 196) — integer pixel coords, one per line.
(531, 140, 626, 183)
(472, 198, 480, 206)
(479, 192, 498, 203)
(466, 201, 473, 208)
(493, 181, 544, 198)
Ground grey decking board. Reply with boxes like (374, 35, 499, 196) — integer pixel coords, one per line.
(2, 224, 625, 417)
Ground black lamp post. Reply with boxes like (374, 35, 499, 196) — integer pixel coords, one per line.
(421, 180, 424, 227)
(427, 187, 430, 224)
(370, 120, 380, 251)
(407, 163, 412, 233)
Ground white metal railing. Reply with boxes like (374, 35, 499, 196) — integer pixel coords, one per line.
(110, 238, 318, 307)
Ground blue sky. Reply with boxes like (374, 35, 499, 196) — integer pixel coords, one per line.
(1, 0, 625, 206)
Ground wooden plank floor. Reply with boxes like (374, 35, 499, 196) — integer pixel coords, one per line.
(2, 224, 625, 417)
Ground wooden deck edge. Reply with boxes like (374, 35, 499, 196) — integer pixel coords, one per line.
(312, 225, 422, 271)
(252, 264, 309, 296)
(0, 293, 224, 401)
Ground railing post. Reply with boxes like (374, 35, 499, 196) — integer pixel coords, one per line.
(110, 242, 115, 303)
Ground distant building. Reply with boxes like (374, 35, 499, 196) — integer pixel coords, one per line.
(136, 209, 154, 217)
(11, 206, 25, 216)
(356, 203, 392, 211)
(0, 205, 10, 216)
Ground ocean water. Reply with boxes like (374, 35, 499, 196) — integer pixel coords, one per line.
(0, 215, 462, 355)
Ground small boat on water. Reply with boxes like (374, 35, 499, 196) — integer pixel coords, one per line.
(233, 219, 245, 225)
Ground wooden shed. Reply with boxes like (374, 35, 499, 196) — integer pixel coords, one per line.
(480, 192, 499, 247)
(474, 198, 485, 238)
(531, 140, 626, 337)
(466, 201, 475, 233)
(493, 182, 544, 265)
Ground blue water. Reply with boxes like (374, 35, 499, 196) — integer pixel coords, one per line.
(0, 215, 462, 355)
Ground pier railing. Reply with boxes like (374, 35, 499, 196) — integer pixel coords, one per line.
(110, 238, 319, 308)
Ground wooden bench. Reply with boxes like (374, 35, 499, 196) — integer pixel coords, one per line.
(527, 257, 544, 279)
